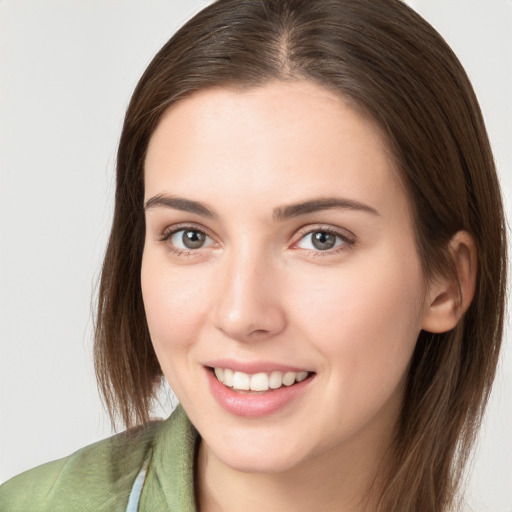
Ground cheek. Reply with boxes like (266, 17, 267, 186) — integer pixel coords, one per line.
(141, 252, 217, 404)
(141, 252, 210, 356)
(290, 250, 424, 387)
(286, 253, 424, 445)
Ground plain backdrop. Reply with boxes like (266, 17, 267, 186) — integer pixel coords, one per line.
(1, 1, 511, 510)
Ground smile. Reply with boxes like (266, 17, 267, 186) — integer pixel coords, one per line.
(213, 368, 310, 392)
(205, 362, 316, 417)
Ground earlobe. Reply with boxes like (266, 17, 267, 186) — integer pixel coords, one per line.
(421, 231, 477, 334)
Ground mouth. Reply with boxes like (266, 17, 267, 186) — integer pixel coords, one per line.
(204, 361, 316, 417)
(211, 367, 312, 392)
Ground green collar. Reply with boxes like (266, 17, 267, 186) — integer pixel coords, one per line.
(139, 405, 199, 511)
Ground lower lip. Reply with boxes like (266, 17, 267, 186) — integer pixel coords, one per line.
(205, 368, 314, 418)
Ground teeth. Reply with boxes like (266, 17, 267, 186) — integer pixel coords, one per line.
(250, 372, 269, 391)
(296, 371, 308, 382)
(282, 372, 296, 386)
(213, 368, 310, 391)
(224, 368, 234, 387)
(232, 371, 250, 390)
(269, 371, 282, 389)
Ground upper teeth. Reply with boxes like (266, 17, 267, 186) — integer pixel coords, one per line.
(214, 368, 309, 391)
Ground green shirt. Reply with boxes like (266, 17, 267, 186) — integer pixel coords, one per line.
(0, 405, 199, 511)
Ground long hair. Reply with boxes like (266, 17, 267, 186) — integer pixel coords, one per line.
(94, 1, 507, 510)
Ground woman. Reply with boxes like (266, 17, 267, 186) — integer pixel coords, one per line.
(0, 0, 506, 511)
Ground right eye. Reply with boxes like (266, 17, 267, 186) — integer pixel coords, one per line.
(167, 228, 215, 250)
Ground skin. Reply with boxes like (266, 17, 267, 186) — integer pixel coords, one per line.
(141, 80, 474, 511)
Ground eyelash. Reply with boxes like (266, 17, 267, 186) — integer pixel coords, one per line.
(158, 224, 355, 257)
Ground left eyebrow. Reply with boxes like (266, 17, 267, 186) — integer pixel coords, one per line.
(272, 197, 380, 221)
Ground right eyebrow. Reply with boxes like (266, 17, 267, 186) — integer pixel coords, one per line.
(144, 194, 217, 219)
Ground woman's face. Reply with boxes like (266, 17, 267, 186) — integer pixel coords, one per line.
(142, 81, 430, 474)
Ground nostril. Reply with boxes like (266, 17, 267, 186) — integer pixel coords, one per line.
(247, 328, 271, 338)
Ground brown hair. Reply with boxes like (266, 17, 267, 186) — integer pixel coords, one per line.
(94, 0, 507, 510)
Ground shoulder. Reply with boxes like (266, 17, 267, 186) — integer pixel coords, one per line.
(0, 421, 161, 512)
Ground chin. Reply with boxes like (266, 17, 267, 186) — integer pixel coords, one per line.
(206, 428, 309, 475)
(217, 447, 303, 475)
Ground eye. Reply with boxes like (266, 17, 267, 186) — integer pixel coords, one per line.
(295, 229, 351, 251)
(167, 228, 215, 250)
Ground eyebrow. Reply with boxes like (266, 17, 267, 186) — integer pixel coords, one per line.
(144, 194, 379, 220)
(144, 194, 217, 218)
(272, 197, 380, 221)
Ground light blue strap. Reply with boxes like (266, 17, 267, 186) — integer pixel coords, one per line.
(125, 453, 151, 512)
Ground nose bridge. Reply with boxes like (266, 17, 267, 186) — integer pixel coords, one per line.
(212, 241, 286, 341)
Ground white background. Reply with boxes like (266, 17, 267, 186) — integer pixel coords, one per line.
(1, 1, 511, 510)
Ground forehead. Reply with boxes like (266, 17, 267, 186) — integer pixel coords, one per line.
(144, 80, 407, 218)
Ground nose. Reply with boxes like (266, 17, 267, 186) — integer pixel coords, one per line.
(210, 248, 287, 343)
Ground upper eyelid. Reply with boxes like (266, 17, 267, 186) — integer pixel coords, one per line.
(293, 224, 355, 241)
(159, 222, 214, 241)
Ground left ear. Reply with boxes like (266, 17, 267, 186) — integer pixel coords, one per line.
(421, 231, 477, 334)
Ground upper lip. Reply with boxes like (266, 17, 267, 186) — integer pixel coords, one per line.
(204, 358, 313, 374)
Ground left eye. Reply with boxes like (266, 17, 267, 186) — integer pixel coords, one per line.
(169, 229, 215, 250)
(296, 230, 346, 251)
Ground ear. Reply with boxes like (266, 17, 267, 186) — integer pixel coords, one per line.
(421, 231, 477, 334)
